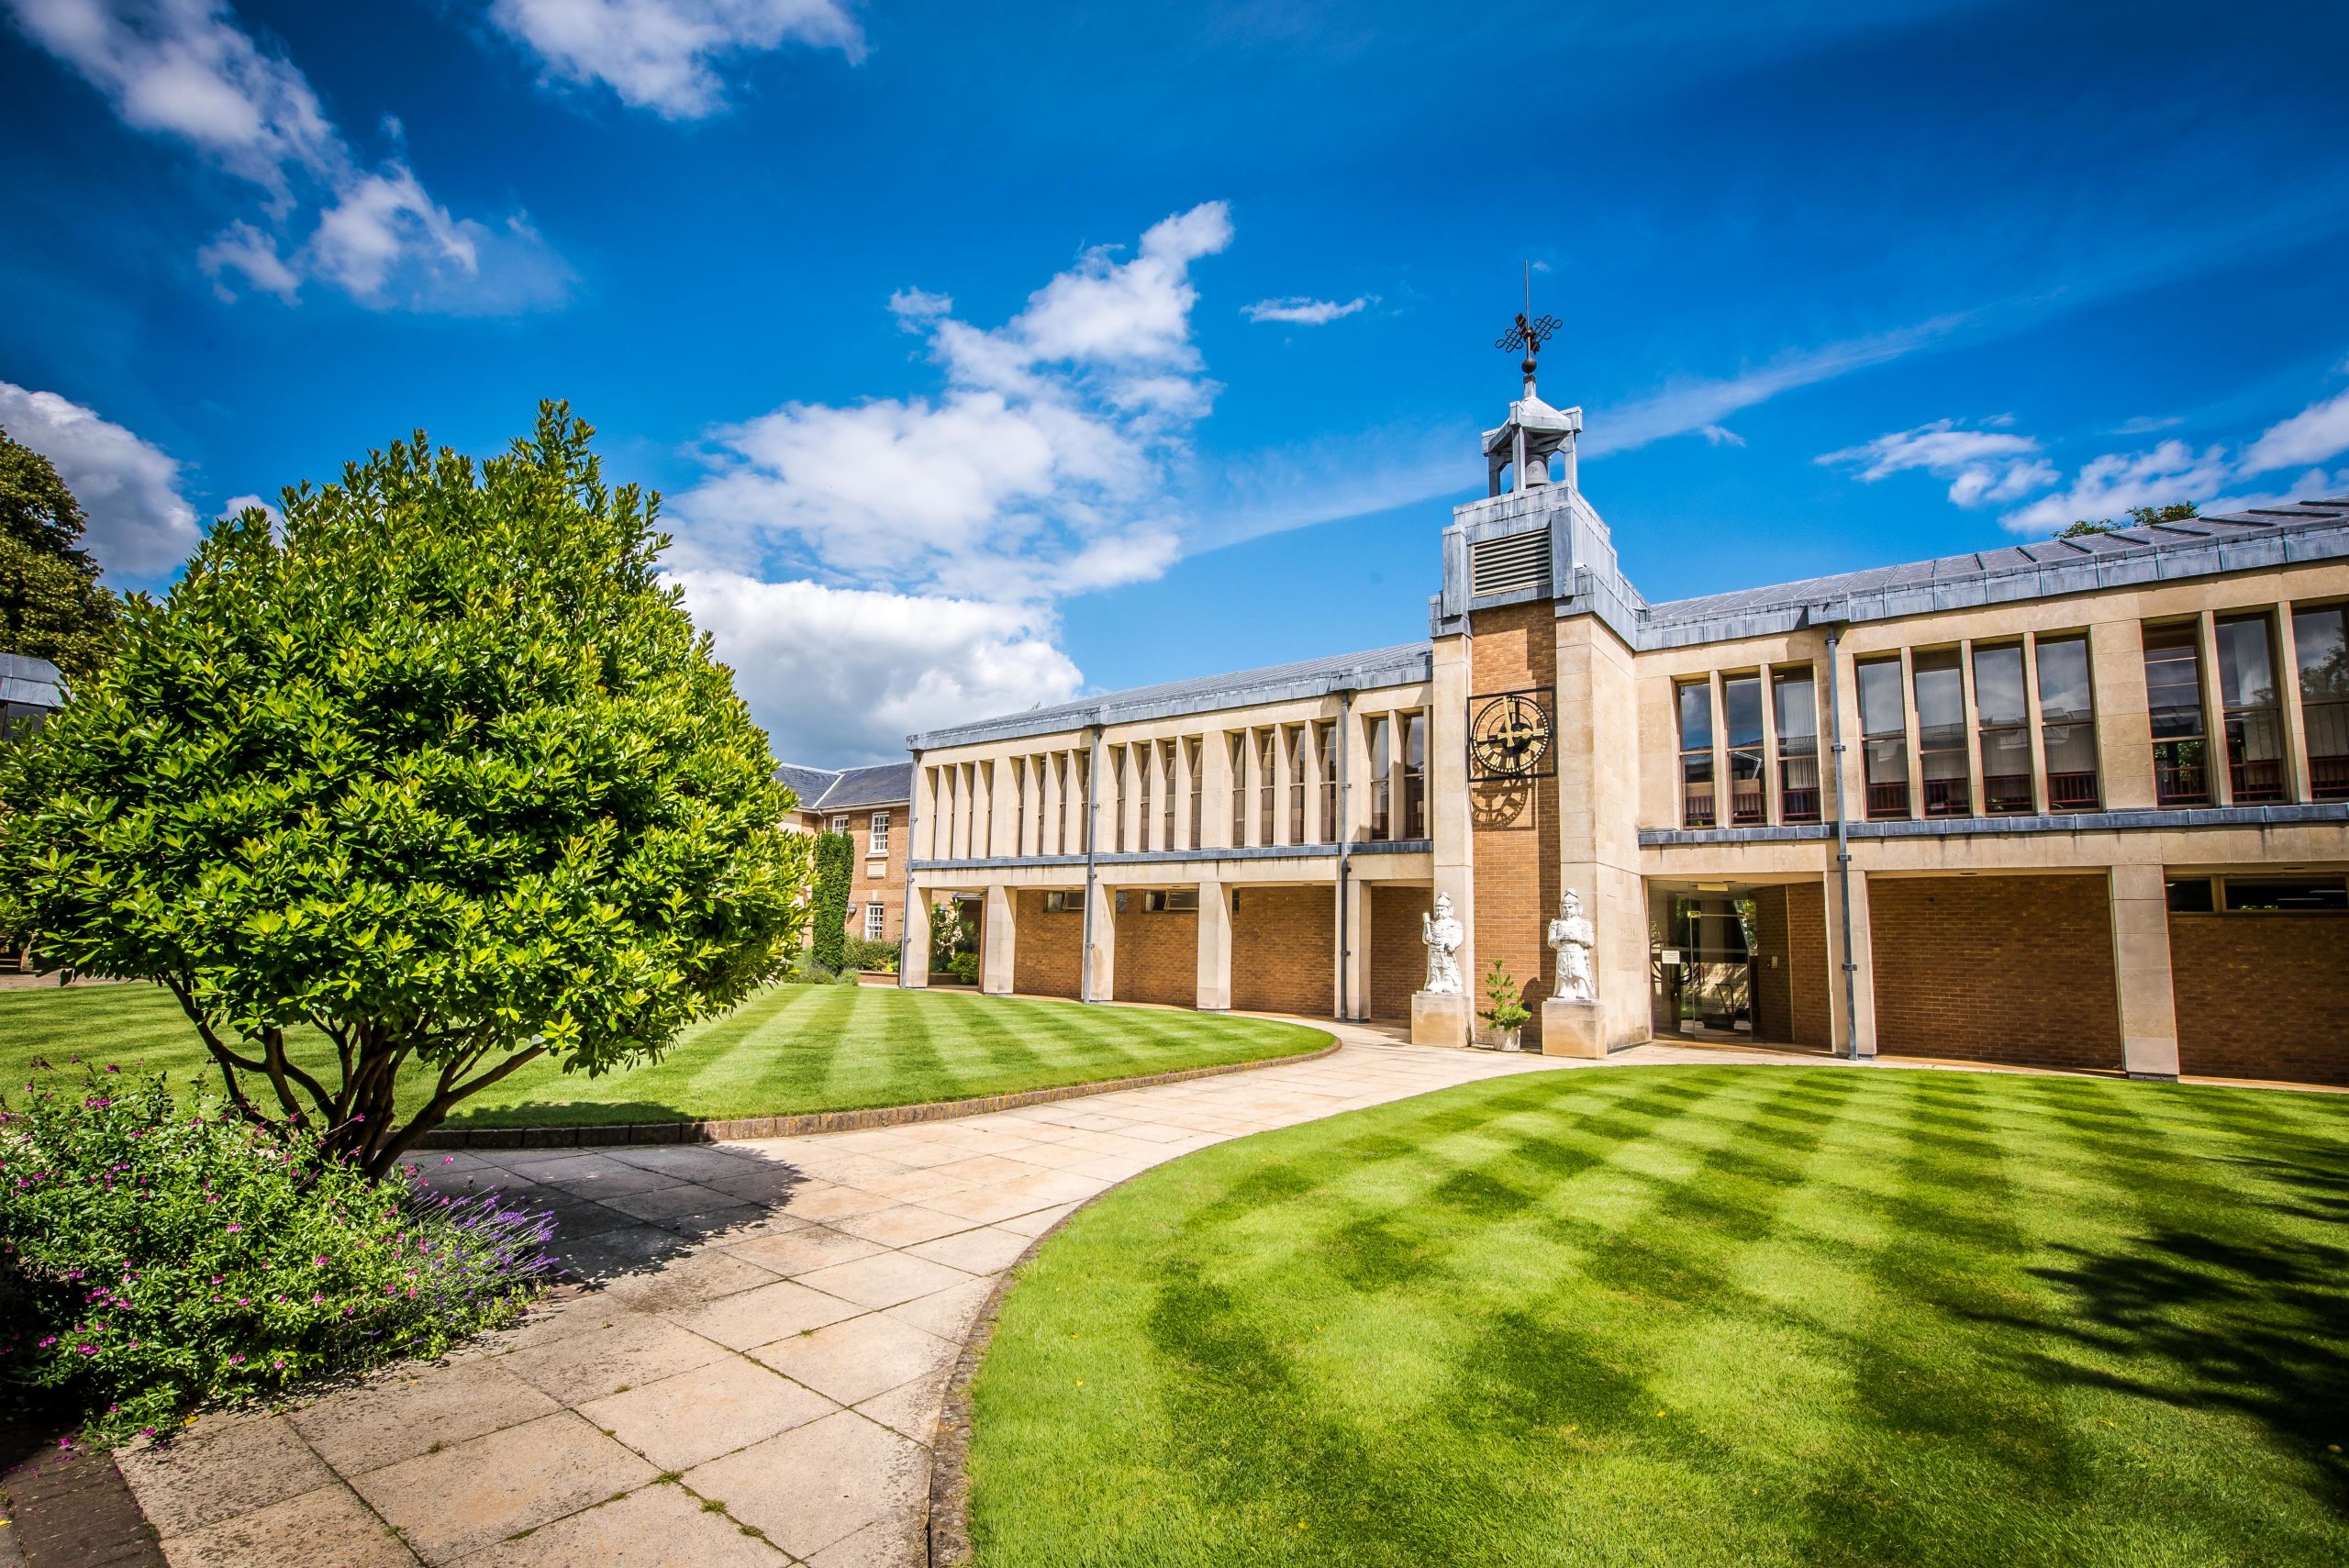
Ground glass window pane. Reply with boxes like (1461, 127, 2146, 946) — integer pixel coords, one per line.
(2215, 616, 2278, 709)
(1773, 673, 1817, 750)
(1857, 659, 1904, 738)
(1912, 650, 1965, 736)
(1972, 644, 2027, 727)
(2036, 637, 2093, 722)
(1722, 676, 1764, 749)
(2295, 605, 2348, 701)
(1676, 682, 1712, 751)
(2142, 624, 2204, 739)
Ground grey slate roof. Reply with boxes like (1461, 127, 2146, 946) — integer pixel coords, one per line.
(774, 760, 914, 811)
(907, 642, 1434, 751)
(1638, 495, 2349, 647)
(0, 652, 65, 710)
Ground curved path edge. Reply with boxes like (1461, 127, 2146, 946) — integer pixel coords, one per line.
(416, 1039, 1341, 1151)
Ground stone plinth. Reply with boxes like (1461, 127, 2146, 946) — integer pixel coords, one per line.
(1541, 998, 1607, 1059)
(1411, 991, 1470, 1049)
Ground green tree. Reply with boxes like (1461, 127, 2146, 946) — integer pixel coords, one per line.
(0, 428, 119, 683)
(809, 830, 852, 971)
(2059, 501, 2199, 539)
(0, 405, 807, 1177)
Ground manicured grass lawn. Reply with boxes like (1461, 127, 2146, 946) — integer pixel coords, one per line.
(0, 981, 1328, 1127)
(968, 1064, 2349, 1567)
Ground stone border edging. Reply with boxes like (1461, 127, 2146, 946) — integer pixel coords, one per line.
(415, 1039, 1341, 1151)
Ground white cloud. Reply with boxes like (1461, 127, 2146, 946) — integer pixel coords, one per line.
(668, 203, 1233, 760)
(670, 572, 1081, 765)
(0, 381, 200, 578)
(6, 0, 569, 313)
(1817, 417, 2056, 508)
(1998, 440, 2236, 535)
(2239, 385, 2349, 475)
(1698, 424, 1745, 449)
(1241, 295, 1371, 326)
(487, 0, 863, 120)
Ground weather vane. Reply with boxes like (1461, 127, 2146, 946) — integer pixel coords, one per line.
(1494, 261, 1560, 370)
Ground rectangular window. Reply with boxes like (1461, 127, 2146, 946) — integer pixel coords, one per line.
(1044, 888, 1085, 913)
(1856, 657, 1909, 819)
(2222, 875, 2348, 913)
(1773, 669, 1820, 823)
(868, 812, 891, 855)
(2164, 876, 2216, 913)
(1972, 644, 2032, 814)
(863, 903, 885, 940)
(2143, 622, 2210, 806)
(1187, 738, 1203, 850)
(1367, 716, 1393, 840)
(1074, 751, 1090, 853)
(2216, 613, 2286, 804)
(1402, 710, 1428, 839)
(1286, 726, 1307, 846)
(1317, 719, 1338, 842)
(1723, 674, 1765, 825)
(1110, 745, 1128, 851)
(2294, 603, 2349, 800)
(829, 813, 851, 834)
(2036, 636, 2099, 810)
(1676, 679, 1715, 828)
(1139, 742, 1157, 851)
(1913, 649, 1971, 817)
(1230, 734, 1246, 845)
(1163, 740, 1179, 851)
(1258, 730, 1278, 846)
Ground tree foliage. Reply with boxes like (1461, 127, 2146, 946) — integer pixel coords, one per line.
(809, 830, 852, 972)
(0, 405, 807, 1177)
(0, 427, 119, 682)
(2060, 502, 2199, 539)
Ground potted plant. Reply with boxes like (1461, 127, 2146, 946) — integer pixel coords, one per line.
(1478, 959, 1530, 1051)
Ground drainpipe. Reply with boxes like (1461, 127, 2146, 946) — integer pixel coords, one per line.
(1824, 626, 1861, 1059)
(1078, 721, 1104, 1004)
(1335, 688, 1356, 1020)
(899, 748, 921, 989)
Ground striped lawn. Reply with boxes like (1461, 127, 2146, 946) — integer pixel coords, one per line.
(0, 981, 1328, 1127)
(967, 1064, 2349, 1568)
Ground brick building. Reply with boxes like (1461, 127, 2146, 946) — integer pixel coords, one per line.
(890, 354, 2349, 1086)
(777, 761, 914, 947)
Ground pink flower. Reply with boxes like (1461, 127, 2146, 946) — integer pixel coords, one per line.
(224, 1222, 242, 1233)
(228, 1353, 243, 1364)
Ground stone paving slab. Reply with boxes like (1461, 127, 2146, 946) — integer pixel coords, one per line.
(114, 1023, 1807, 1567)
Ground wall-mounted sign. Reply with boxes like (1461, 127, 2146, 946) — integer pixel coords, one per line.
(1468, 688, 1555, 780)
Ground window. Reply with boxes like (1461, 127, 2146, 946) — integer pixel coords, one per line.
(2164, 876, 2215, 913)
(2215, 614, 2286, 803)
(1402, 710, 1428, 839)
(1856, 658, 1909, 818)
(868, 812, 891, 855)
(1073, 751, 1090, 853)
(1187, 738, 1204, 850)
(1723, 674, 1765, 825)
(1913, 650, 1971, 817)
(2222, 875, 2347, 913)
(1676, 679, 1715, 828)
(863, 903, 885, 939)
(1258, 730, 1278, 846)
(1163, 740, 1179, 851)
(1110, 745, 1129, 852)
(1044, 888, 1085, 913)
(2036, 636, 2099, 809)
(1287, 725, 1308, 846)
(1138, 743, 1156, 851)
(1972, 644, 2032, 814)
(1773, 669, 1820, 823)
(829, 813, 851, 834)
(1367, 716, 1393, 840)
(1230, 734, 1246, 846)
(2143, 622, 2209, 806)
(2294, 604, 2349, 800)
(1316, 720, 1338, 842)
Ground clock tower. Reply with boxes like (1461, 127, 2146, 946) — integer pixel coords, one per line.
(1422, 294, 1652, 1054)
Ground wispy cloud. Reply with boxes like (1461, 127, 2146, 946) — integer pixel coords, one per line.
(6, 0, 570, 313)
(1817, 417, 2056, 506)
(1241, 295, 1372, 326)
(2239, 385, 2349, 475)
(1698, 424, 1746, 449)
(487, 0, 864, 120)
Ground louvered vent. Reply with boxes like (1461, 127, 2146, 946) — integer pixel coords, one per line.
(1470, 529, 1551, 598)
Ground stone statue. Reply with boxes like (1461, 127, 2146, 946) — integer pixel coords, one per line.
(1420, 893, 1465, 995)
(1547, 887, 1597, 1005)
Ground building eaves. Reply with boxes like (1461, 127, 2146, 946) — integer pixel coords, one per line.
(815, 762, 914, 810)
(907, 641, 1436, 751)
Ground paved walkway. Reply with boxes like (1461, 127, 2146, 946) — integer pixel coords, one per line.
(112, 1028, 1821, 1567)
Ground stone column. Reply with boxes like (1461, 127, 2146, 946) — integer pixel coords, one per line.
(1822, 867, 1876, 1057)
(1174, 738, 1197, 851)
(2023, 634, 2054, 814)
(2277, 606, 2313, 804)
(1040, 753, 1063, 857)
(980, 884, 1016, 996)
(2109, 862, 2181, 1078)
(972, 762, 995, 861)
(900, 893, 931, 990)
(2090, 618, 2154, 809)
(2198, 609, 2232, 806)
(1195, 875, 1231, 1011)
(1897, 648, 1923, 820)
(1085, 884, 1117, 1004)
(1301, 721, 1325, 843)
(1239, 729, 1263, 847)
(1339, 874, 1371, 1020)
(1202, 731, 1235, 849)
(1119, 746, 1144, 853)
(1063, 750, 1088, 855)
(1430, 636, 1475, 987)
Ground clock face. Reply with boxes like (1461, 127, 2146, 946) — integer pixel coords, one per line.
(1470, 692, 1553, 778)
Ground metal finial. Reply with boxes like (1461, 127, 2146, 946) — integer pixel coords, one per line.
(1494, 262, 1559, 377)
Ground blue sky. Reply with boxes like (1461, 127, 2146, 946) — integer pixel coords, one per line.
(4, 0, 2347, 763)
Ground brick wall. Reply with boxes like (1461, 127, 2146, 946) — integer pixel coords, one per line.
(1869, 874, 2121, 1071)
(1114, 895, 1198, 1007)
(2171, 915, 2349, 1085)
(1785, 880, 1833, 1048)
(1752, 886, 1793, 1043)
(1370, 884, 1432, 1020)
(797, 806, 909, 949)
(1231, 886, 1335, 1017)
(1467, 599, 1562, 1040)
(1013, 890, 1082, 999)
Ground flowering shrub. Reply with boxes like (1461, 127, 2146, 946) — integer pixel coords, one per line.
(0, 1064, 556, 1441)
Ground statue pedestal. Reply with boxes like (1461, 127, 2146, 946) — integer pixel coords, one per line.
(1411, 991, 1470, 1050)
(1541, 999, 1607, 1059)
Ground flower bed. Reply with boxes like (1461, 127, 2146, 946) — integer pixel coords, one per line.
(0, 1064, 556, 1441)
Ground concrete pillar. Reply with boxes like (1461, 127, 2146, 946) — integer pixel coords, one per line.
(1195, 875, 1230, 1010)
(1275, 726, 1297, 846)
(1202, 731, 1235, 849)
(1063, 750, 1088, 855)
(2198, 609, 2232, 806)
(1822, 867, 1876, 1057)
(1430, 635, 1475, 986)
(2277, 605, 2313, 804)
(973, 762, 996, 860)
(980, 884, 1016, 995)
(1340, 874, 1372, 1020)
(1760, 665, 1784, 825)
(1239, 729, 1264, 847)
(2110, 862, 2180, 1078)
(1898, 648, 1923, 820)
(2023, 633, 2054, 814)
(914, 763, 940, 862)
(2090, 618, 2155, 809)
(1119, 745, 1143, 853)
(1039, 754, 1063, 857)
(1301, 721, 1325, 843)
(1831, 643, 1866, 822)
(1085, 884, 1117, 1003)
(1174, 738, 1197, 851)
(900, 893, 931, 989)
(1959, 639, 1987, 817)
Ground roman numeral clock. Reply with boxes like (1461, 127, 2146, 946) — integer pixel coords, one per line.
(1468, 689, 1555, 781)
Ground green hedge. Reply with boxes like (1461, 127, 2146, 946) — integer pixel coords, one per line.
(809, 831, 852, 972)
